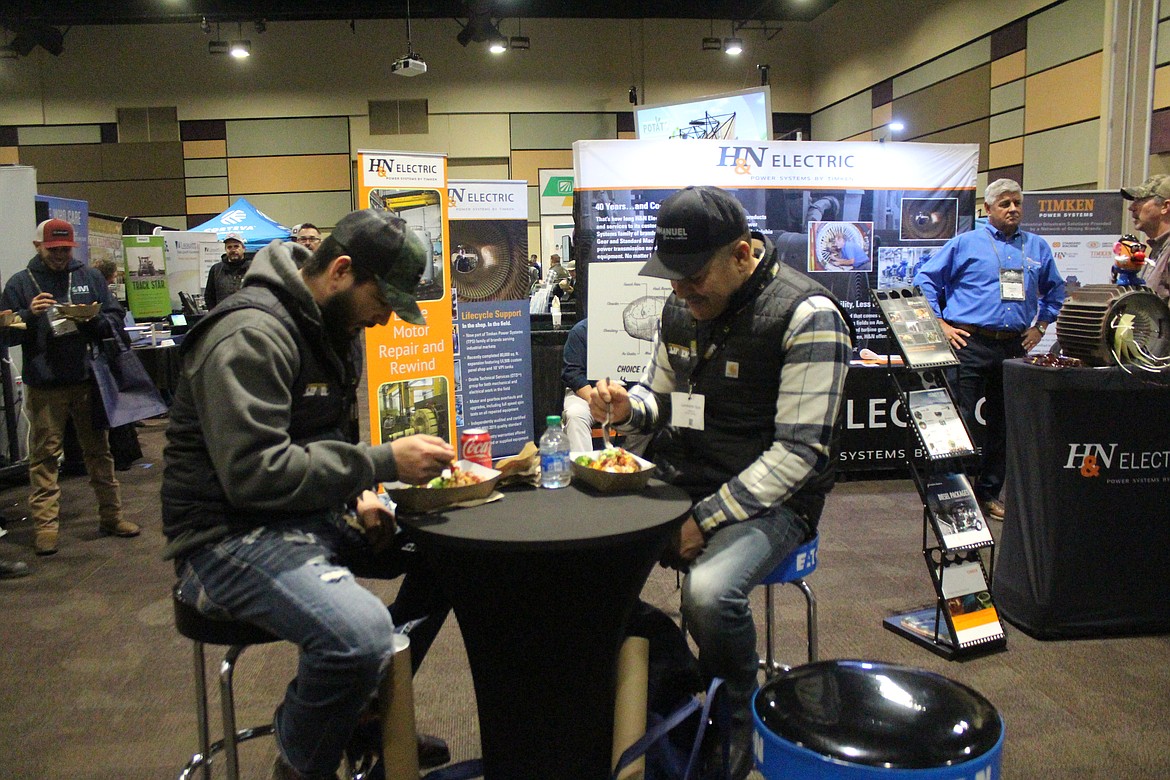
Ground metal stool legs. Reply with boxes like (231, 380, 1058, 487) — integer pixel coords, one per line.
(761, 577, 818, 677)
(178, 640, 274, 780)
(758, 534, 820, 678)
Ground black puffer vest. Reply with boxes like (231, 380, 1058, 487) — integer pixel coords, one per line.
(161, 282, 359, 543)
(652, 243, 848, 527)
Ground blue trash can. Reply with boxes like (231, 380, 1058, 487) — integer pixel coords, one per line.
(754, 660, 1003, 779)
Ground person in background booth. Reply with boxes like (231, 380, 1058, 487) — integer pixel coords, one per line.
(914, 178, 1065, 521)
(1120, 174, 1170, 301)
(162, 209, 456, 780)
(592, 186, 852, 780)
(294, 222, 323, 251)
(0, 219, 141, 556)
(561, 318, 648, 455)
(202, 232, 251, 310)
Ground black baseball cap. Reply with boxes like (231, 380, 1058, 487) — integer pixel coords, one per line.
(639, 186, 749, 280)
(330, 209, 428, 325)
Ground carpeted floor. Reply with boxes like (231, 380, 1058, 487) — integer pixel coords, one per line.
(1, 418, 1167, 779)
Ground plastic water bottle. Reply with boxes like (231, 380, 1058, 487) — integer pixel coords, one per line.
(550, 295, 562, 329)
(539, 415, 572, 489)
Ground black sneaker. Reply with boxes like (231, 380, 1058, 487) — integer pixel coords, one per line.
(0, 559, 29, 579)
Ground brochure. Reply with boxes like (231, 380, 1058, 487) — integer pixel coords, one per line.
(872, 288, 958, 369)
(924, 473, 994, 550)
(907, 389, 975, 459)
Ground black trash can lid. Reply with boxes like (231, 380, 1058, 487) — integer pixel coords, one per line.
(755, 660, 1002, 769)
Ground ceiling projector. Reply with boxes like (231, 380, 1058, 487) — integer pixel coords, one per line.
(392, 55, 427, 76)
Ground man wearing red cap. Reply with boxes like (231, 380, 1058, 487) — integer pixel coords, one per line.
(0, 219, 140, 555)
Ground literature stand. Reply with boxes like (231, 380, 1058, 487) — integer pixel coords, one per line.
(872, 287, 1007, 660)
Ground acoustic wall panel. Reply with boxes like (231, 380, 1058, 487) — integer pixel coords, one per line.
(893, 65, 990, 139)
(186, 195, 229, 215)
(18, 125, 101, 146)
(226, 117, 349, 157)
(1026, 0, 1105, 75)
(183, 139, 227, 159)
(991, 80, 1026, 114)
(511, 149, 573, 184)
(991, 51, 1026, 87)
(1023, 53, 1102, 134)
(1023, 119, 1099, 188)
(990, 109, 1025, 142)
(185, 177, 228, 197)
(510, 113, 617, 150)
(810, 91, 871, 141)
(893, 39, 990, 100)
(244, 192, 353, 231)
(228, 154, 350, 195)
(185, 158, 227, 178)
(989, 137, 1024, 169)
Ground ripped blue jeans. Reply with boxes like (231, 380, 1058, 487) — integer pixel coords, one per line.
(175, 513, 448, 777)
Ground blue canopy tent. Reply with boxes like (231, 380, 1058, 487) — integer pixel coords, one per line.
(190, 197, 291, 252)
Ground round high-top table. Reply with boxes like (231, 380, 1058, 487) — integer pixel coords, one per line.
(398, 479, 691, 779)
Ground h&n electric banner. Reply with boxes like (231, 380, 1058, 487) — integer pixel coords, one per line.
(448, 179, 534, 458)
(573, 138, 978, 471)
(573, 138, 979, 383)
(357, 150, 456, 448)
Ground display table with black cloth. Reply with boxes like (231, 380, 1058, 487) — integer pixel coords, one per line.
(398, 480, 690, 780)
(133, 343, 181, 402)
(993, 359, 1170, 638)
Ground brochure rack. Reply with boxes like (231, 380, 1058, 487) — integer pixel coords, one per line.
(872, 287, 1007, 660)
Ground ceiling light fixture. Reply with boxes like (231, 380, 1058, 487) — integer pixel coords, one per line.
(208, 39, 229, 54)
(702, 37, 721, 51)
(724, 37, 743, 55)
(509, 35, 530, 50)
(488, 33, 507, 54)
(254, 19, 267, 34)
(200, 16, 211, 34)
(229, 39, 250, 58)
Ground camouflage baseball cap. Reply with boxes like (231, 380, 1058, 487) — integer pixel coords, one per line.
(1121, 174, 1170, 201)
(330, 209, 428, 325)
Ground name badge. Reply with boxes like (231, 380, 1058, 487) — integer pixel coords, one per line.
(671, 391, 705, 431)
(999, 268, 1025, 301)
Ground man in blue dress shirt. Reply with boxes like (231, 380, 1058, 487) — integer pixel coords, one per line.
(914, 179, 1065, 520)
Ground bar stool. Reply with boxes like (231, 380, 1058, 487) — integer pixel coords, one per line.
(172, 587, 280, 780)
(758, 534, 819, 678)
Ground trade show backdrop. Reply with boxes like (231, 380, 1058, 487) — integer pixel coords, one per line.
(448, 179, 534, 458)
(573, 139, 978, 471)
(357, 150, 457, 451)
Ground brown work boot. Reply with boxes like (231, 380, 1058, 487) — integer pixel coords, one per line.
(99, 519, 141, 537)
(34, 529, 58, 556)
(271, 752, 338, 780)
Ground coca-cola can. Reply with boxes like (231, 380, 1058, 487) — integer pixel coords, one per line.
(461, 429, 492, 468)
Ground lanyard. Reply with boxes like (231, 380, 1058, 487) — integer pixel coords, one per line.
(26, 268, 77, 303)
(986, 229, 1022, 271)
(687, 254, 777, 393)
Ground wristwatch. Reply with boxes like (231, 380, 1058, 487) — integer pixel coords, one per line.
(1036, 322, 1048, 334)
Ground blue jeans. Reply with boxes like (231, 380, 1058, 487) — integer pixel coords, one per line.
(175, 514, 449, 777)
(680, 506, 810, 730)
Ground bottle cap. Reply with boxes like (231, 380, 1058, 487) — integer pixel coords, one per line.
(546, 415, 562, 426)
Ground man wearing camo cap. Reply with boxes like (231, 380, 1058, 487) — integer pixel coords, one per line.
(1121, 174, 1170, 301)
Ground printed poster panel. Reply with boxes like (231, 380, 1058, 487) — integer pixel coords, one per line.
(539, 169, 574, 216)
(358, 150, 456, 449)
(122, 235, 170, 318)
(573, 138, 979, 382)
(1021, 191, 1122, 352)
(162, 231, 220, 310)
(448, 179, 534, 457)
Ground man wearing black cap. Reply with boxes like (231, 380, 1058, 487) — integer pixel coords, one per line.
(1121, 174, 1170, 301)
(202, 232, 251, 310)
(162, 210, 456, 780)
(593, 186, 852, 779)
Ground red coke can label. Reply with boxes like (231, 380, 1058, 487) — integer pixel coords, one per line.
(461, 429, 492, 468)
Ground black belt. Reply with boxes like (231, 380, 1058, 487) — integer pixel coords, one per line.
(951, 323, 1022, 341)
